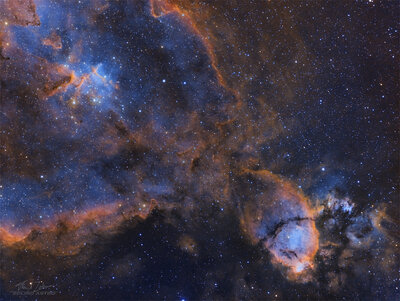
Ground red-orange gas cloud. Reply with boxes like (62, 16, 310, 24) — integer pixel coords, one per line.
(0, 199, 158, 256)
(239, 169, 319, 280)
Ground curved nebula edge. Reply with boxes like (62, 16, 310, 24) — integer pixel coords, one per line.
(0, 0, 398, 299)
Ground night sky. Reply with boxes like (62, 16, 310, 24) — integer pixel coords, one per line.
(0, 0, 399, 300)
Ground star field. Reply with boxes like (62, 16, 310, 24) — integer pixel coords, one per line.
(0, 0, 398, 300)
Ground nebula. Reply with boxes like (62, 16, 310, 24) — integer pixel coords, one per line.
(238, 169, 319, 277)
(0, 0, 398, 300)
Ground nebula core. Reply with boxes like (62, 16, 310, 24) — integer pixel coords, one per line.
(0, 0, 399, 300)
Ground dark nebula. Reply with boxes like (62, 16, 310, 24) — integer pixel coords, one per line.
(0, 0, 398, 300)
